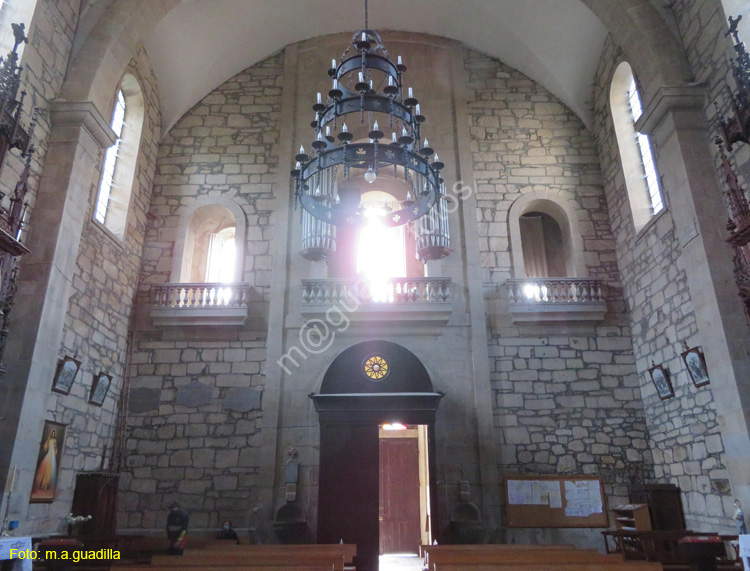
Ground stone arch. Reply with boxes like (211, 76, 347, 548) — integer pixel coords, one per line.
(60, 0, 179, 115)
(319, 340, 434, 395)
(170, 196, 247, 283)
(508, 191, 587, 278)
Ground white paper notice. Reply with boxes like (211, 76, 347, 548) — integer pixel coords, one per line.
(547, 481, 563, 509)
(563, 480, 602, 517)
(508, 480, 533, 505)
(739, 534, 750, 557)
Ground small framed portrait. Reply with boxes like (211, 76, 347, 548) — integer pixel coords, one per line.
(30, 420, 66, 503)
(89, 373, 112, 406)
(649, 363, 674, 400)
(51, 356, 81, 395)
(682, 347, 710, 387)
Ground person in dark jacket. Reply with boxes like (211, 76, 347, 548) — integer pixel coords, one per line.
(217, 520, 240, 544)
(166, 503, 189, 555)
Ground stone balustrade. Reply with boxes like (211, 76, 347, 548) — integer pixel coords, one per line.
(505, 278, 607, 324)
(300, 277, 453, 324)
(302, 277, 452, 304)
(150, 282, 250, 326)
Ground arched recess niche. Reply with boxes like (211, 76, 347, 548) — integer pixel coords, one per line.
(170, 196, 246, 283)
(508, 191, 586, 278)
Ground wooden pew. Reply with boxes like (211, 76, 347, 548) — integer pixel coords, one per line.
(121, 567, 334, 571)
(426, 548, 625, 568)
(433, 564, 663, 571)
(137, 543, 355, 571)
(422, 544, 576, 568)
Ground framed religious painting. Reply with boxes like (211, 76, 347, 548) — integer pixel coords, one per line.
(682, 346, 710, 387)
(89, 373, 112, 406)
(649, 363, 674, 400)
(29, 420, 66, 503)
(51, 356, 81, 395)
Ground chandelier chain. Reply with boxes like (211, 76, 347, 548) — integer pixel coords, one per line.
(364, 0, 368, 29)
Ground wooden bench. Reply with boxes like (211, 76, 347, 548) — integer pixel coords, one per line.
(422, 544, 576, 567)
(602, 530, 741, 570)
(130, 544, 355, 571)
(426, 548, 625, 567)
(432, 564, 663, 571)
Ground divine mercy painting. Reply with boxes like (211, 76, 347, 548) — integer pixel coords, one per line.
(29, 420, 66, 502)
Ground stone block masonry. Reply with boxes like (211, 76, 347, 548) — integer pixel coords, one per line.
(119, 334, 267, 530)
(121, 52, 282, 531)
(593, 28, 732, 532)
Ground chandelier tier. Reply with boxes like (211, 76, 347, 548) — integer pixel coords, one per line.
(291, 6, 450, 263)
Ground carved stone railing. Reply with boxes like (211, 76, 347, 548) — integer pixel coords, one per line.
(505, 278, 607, 324)
(301, 277, 452, 324)
(150, 282, 249, 326)
(302, 277, 451, 304)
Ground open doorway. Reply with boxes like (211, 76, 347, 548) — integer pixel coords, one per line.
(379, 424, 431, 556)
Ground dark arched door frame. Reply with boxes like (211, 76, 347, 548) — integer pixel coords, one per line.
(310, 341, 443, 571)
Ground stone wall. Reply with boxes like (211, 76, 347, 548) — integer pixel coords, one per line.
(120, 52, 283, 531)
(464, 48, 649, 544)
(24, 46, 160, 531)
(592, 33, 733, 532)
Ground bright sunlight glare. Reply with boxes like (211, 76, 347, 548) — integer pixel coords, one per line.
(357, 208, 405, 302)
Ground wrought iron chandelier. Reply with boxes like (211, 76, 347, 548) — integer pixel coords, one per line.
(291, 0, 450, 263)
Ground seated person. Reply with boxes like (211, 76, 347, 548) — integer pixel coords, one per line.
(217, 520, 240, 544)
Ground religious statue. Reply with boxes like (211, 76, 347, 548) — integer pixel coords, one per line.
(734, 499, 747, 535)
(11, 23, 26, 53)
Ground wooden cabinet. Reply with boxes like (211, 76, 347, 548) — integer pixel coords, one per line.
(613, 504, 652, 531)
(629, 484, 686, 531)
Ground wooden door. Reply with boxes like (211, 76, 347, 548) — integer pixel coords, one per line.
(318, 423, 380, 571)
(379, 436, 421, 554)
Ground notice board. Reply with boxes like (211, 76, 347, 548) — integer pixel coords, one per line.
(504, 474, 608, 528)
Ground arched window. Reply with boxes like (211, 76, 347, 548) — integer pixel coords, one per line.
(171, 198, 246, 285)
(94, 74, 144, 239)
(611, 62, 664, 233)
(508, 192, 587, 279)
(519, 212, 566, 278)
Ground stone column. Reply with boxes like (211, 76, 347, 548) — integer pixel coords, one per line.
(0, 102, 115, 525)
(639, 86, 750, 507)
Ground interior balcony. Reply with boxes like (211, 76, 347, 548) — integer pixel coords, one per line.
(300, 277, 452, 324)
(505, 278, 607, 325)
(150, 282, 250, 327)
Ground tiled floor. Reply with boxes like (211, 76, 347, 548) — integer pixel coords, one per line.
(379, 553, 424, 570)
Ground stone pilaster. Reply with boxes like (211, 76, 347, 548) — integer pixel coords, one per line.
(0, 101, 115, 530)
(638, 85, 750, 508)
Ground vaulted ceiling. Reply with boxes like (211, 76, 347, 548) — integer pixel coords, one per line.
(141, 0, 609, 133)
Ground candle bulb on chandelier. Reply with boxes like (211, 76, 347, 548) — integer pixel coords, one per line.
(295, 161, 301, 169)
(388, 76, 394, 87)
(424, 138, 429, 147)
(397, 55, 402, 65)
(408, 87, 413, 98)
(333, 79, 338, 89)
(392, 132, 397, 143)
(331, 59, 337, 69)
(362, 31, 367, 42)
(416, 104, 421, 115)
(342, 122, 348, 133)
(317, 92, 322, 104)
(373, 120, 379, 130)
(359, 72, 364, 83)
(300, 145, 305, 154)
(326, 126, 331, 136)
(402, 126, 408, 136)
